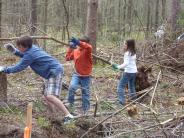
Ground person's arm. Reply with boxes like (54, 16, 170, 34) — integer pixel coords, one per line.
(4, 54, 33, 74)
(4, 43, 24, 58)
(14, 49, 24, 58)
(118, 53, 130, 69)
(65, 48, 74, 61)
(79, 41, 92, 53)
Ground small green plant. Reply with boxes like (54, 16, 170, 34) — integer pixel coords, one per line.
(36, 117, 50, 129)
(64, 122, 77, 138)
(34, 100, 46, 113)
(0, 104, 21, 114)
(64, 121, 76, 129)
(100, 101, 115, 110)
(160, 83, 169, 89)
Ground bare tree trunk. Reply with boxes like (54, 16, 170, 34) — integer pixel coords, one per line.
(170, 0, 181, 33)
(0, 0, 1, 51)
(43, 0, 48, 49)
(146, 0, 150, 38)
(117, 0, 121, 36)
(155, 0, 159, 31)
(30, 0, 37, 35)
(81, 0, 87, 33)
(161, 0, 166, 21)
(85, 0, 98, 63)
(0, 73, 7, 103)
(127, 0, 133, 35)
(123, 0, 127, 37)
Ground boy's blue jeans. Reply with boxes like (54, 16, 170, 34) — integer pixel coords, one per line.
(68, 73, 91, 112)
(117, 72, 137, 104)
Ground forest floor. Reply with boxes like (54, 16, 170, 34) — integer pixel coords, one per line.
(0, 38, 184, 138)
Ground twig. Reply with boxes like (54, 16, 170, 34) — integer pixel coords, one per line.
(163, 52, 180, 63)
(80, 87, 154, 138)
(151, 110, 168, 138)
(150, 70, 161, 106)
(74, 112, 114, 119)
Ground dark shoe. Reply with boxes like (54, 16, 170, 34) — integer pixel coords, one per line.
(64, 116, 74, 125)
(130, 95, 137, 101)
(119, 101, 125, 105)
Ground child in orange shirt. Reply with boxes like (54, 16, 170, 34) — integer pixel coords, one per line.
(66, 36, 92, 114)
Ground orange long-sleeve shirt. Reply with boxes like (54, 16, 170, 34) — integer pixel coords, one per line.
(66, 41, 93, 76)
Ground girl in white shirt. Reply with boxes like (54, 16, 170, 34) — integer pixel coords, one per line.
(112, 39, 137, 105)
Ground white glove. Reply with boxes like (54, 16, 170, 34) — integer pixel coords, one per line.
(0, 66, 4, 72)
(4, 43, 16, 54)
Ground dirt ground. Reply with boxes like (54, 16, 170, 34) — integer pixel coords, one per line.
(0, 40, 184, 138)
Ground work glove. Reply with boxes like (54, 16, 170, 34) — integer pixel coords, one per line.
(0, 66, 5, 73)
(111, 63, 120, 71)
(69, 41, 77, 49)
(4, 43, 16, 54)
(70, 37, 80, 46)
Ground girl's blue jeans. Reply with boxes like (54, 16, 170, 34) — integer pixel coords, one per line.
(117, 72, 137, 104)
(68, 73, 91, 112)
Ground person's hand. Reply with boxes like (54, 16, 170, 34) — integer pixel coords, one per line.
(0, 66, 5, 72)
(70, 37, 80, 46)
(69, 42, 77, 49)
(4, 43, 16, 54)
(111, 63, 120, 71)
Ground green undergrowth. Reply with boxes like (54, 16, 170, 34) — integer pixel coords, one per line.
(0, 104, 22, 114)
(36, 116, 51, 129)
(100, 101, 115, 110)
(93, 61, 118, 78)
(34, 100, 46, 113)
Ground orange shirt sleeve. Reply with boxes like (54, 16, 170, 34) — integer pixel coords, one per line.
(79, 41, 92, 53)
(65, 48, 74, 61)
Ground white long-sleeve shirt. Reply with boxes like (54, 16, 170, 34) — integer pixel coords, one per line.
(118, 51, 137, 73)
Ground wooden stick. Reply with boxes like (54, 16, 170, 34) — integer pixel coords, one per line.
(26, 102, 33, 138)
(150, 70, 161, 106)
(93, 91, 99, 117)
(0, 36, 112, 66)
(24, 127, 30, 138)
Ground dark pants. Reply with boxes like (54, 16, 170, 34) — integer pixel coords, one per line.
(68, 73, 91, 112)
(117, 72, 136, 104)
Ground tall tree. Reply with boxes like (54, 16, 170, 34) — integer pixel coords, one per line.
(85, 0, 98, 63)
(43, 0, 48, 48)
(127, 0, 133, 35)
(123, 0, 127, 37)
(170, 0, 181, 33)
(155, 0, 159, 31)
(0, 0, 1, 50)
(161, 0, 166, 21)
(117, 0, 121, 36)
(146, 0, 151, 38)
(30, 0, 37, 35)
(0, 0, 1, 38)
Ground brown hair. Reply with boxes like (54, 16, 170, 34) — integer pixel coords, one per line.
(79, 36, 90, 43)
(125, 39, 136, 56)
(16, 36, 33, 49)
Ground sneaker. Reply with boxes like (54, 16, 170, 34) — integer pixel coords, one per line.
(64, 116, 74, 125)
(82, 110, 90, 116)
(119, 101, 125, 105)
